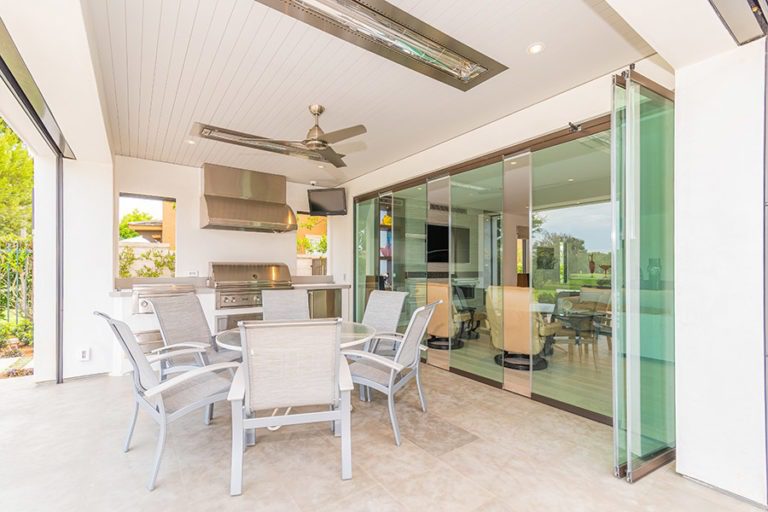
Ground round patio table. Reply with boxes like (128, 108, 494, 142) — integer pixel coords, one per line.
(215, 321, 376, 352)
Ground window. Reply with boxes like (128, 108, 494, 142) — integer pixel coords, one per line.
(117, 194, 176, 278)
(295, 213, 328, 276)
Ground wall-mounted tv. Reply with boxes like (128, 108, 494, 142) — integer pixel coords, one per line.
(308, 188, 347, 216)
(427, 224, 470, 263)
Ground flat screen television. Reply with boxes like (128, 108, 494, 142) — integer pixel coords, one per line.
(427, 224, 470, 263)
(308, 188, 347, 216)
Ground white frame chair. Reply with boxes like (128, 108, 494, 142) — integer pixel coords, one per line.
(95, 312, 238, 491)
(149, 293, 241, 381)
(343, 301, 440, 446)
(228, 318, 353, 496)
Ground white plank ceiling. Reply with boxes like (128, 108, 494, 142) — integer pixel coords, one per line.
(83, 0, 653, 186)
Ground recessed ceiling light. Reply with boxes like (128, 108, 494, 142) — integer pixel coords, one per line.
(568, 178, 574, 182)
(527, 42, 545, 55)
(509, 161, 517, 165)
(186, 139, 196, 145)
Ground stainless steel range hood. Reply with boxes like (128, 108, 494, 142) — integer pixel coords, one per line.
(200, 163, 297, 233)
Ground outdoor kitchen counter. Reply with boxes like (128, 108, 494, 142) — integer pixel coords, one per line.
(291, 283, 351, 290)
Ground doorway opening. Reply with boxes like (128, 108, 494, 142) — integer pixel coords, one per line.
(0, 117, 35, 379)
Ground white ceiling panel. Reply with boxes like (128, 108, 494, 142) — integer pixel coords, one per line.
(83, 0, 653, 186)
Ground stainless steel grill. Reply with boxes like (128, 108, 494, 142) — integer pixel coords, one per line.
(208, 262, 292, 310)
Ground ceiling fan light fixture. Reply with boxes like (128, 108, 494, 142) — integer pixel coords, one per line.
(257, 0, 506, 91)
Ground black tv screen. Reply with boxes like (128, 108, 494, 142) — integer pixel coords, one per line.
(427, 224, 469, 263)
(308, 188, 347, 215)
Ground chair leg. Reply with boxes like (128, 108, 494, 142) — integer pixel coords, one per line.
(358, 384, 366, 402)
(204, 404, 213, 425)
(123, 401, 139, 453)
(147, 417, 167, 491)
(340, 390, 352, 480)
(387, 392, 401, 446)
(230, 400, 244, 496)
(415, 367, 427, 413)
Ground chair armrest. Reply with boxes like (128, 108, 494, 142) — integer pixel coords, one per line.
(150, 342, 209, 354)
(342, 350, 404, 372)
(144, 362, 240, 398)
(146, 347, 206, 363)
(227, 366, 246, 401)
(374, 332, 403, 342)
(338, 358, 353, 392)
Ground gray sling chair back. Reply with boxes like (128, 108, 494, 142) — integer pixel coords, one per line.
(261, 288, 311, 320)
(361, 290, 408, 356)
(95, 312, 238, 491)
(228, 318, 353, 496)
(149, 293, 241, 380)
(343, 301, 440, 446)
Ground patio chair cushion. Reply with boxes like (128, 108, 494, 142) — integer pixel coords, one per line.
(159, 370, 233, 413)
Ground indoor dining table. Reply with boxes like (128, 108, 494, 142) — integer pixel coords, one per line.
(215, 320, 377, 352)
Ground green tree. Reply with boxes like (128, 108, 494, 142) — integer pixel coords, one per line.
(0, 118, 34, 238)
(119, 209, 153, 240)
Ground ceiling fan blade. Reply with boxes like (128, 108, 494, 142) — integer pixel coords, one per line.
(322, 124, 366, 144)
(194, 122, 323, 160)
(316, 147, 347, 168)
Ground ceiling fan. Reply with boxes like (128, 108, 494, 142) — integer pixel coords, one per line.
(192, 105, 366, 168)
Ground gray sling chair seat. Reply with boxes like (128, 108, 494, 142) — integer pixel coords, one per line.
(228, 318, 353, 496)
(94, 312, 238, 491)
(149, 293, 241, 381)
(343, 301, 440, 446)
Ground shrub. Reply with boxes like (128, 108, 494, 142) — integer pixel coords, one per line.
(13, 319, 32, 346)
(1, 346, 22, 358)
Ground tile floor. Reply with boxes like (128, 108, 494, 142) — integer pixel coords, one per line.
(0, 365, 759, 512)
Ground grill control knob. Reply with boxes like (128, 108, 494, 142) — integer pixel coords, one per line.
(223, 297, 230, 303)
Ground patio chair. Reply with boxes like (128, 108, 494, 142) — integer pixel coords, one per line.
(149, 293, 241, 380)
(343, 301, 439, 446)
(361, 290, 408, 355)
(229, 318, 353, 496)
(261, 288, 310, 320)
(94, 312, 238, 491)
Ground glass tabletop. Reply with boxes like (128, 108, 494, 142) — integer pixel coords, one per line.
(215, 320, 376, 352)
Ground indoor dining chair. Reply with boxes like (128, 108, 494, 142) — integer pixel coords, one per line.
(228, 318, 353, 496)
(94, 312, 238, 491)
(343, 301, 439, 446)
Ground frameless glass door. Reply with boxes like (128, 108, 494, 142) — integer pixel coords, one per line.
(612, 71, 675, 481)
(448, 162, 504, 385)
(530, 131, 614, 420)
(392, 185, 428, 329)
(354, 197, 379, 321)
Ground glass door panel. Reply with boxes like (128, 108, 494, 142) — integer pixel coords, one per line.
(612, 71, 675, 481)
(425, 176, 452, 370)
(530, 130, 614, 420)
(354, 197, 379, 322)
(378, 192, 394, 291)
(449, 162, 504, 385)
(500, 153, 534, 396)
(392, 184, 428, 330)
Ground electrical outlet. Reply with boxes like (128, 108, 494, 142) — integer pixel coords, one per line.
(187, 270, 199, 277)
(79, 348, 91, 362)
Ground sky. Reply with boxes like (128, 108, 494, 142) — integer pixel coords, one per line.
(119, 196, 164, 220)
(537, 202, 612, 253)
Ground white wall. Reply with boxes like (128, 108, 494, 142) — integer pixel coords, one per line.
(674, 39, 767, 505)
(0, 0, 116, 381)
(115, 156, 310, 276)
